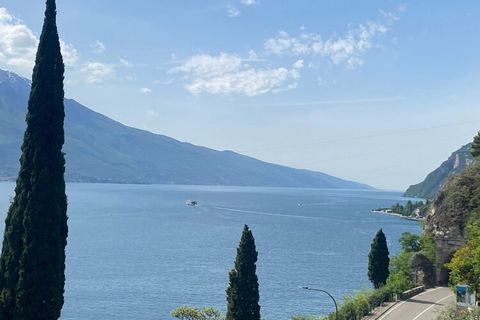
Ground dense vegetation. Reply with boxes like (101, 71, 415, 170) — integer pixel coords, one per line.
(0, 1, 68, 319)
(427, 159, 480, 238)
(446, 211, 480, 297)
(374, 200, 431, 218)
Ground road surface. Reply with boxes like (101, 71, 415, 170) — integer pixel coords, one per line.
(378, 287, 454, 320)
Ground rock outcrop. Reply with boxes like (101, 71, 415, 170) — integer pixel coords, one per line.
(409, 253, 436, 288)
(405, 143, 474, 199)
(425, 160, 480, 285)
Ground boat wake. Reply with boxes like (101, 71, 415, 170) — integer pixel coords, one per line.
(210, 206, 331, 221)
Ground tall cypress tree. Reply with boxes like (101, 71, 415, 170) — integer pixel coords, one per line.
(226, 225, 261, 320)
(368, 229, 390, 289)
(0, 0, 68, 319)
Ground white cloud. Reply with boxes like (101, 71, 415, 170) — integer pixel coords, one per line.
(264, 10, 400, 68)
(241, 0, 256, 5)
(91, 40, 106, 54)
(81, 62, 115, 84)
(0, 8, 78, 76)
(140, 87, 152, 93)
(60, 40, 78, 66)
(172, 53, 304, 96)
(226, 5, 240, 18)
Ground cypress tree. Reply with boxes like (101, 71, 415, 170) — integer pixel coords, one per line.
(368, 229, 390, 289)
(472, 132, 480, 158)
(226, 225, 261, 320)
(0, 0, 68, 319)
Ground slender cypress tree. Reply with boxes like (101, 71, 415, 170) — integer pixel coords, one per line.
(0, 0, 68, 319)
(472, 132, 480, 158)
(226, 225, 261, 320)
(368, 229, 390, 289)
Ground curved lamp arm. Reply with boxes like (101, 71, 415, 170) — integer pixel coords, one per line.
(301, 286, 338, 320)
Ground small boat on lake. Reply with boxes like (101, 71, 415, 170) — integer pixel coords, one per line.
(185, 200, 198, 206)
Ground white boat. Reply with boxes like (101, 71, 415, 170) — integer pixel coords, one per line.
(185, 200, 198, 206)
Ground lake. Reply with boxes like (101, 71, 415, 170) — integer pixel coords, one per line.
(0, 183, 421, 319)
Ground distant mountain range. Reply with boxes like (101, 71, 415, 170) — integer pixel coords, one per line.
(404, 143, 474, 199)
(0, 69, 370, 189)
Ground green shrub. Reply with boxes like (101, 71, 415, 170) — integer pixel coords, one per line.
(436, 305, 480, 320)
(386, 271, 413, 295)
(172, 306, 225, 320)
(353, 293, 371, 317)
(338, 299, 358, 320)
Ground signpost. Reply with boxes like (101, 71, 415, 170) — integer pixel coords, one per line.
(456, 285, 476, 307)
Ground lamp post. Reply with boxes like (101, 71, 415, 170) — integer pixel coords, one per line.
(301, 286, 338, 320)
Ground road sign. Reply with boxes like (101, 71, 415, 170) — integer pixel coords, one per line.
(456, 285, 476, 307)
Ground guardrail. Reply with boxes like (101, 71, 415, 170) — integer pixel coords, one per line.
(400, 286, 425, 300)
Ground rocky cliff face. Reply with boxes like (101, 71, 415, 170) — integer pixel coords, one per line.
(405, 143, 474, 199)
(425, 160, 480, 285)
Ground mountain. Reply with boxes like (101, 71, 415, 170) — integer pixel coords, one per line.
(0, 69, 370, 189)
(425, 158, 480, 284)
(404, 143, 474, 199)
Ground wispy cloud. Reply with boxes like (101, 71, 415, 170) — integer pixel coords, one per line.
(264, 9, 401, 68)
(0, 7, 77, 76)
(171, 7, 404, 96)
(140, 87, 152, 94)
(226, 5, 240, 17)
(91, 40, 106, 54)
(241, 0, 257, 5)
(81, 62, 115, 84)
(172, 53, 303, 96)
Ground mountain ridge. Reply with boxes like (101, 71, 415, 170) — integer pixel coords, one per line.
(0, 68, 371, 189)
(404, 143, 473, 199)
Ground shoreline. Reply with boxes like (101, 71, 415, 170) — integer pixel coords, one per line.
(371, 210, 424, 222)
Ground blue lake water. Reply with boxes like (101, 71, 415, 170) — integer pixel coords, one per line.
(0, 183, 421, 319)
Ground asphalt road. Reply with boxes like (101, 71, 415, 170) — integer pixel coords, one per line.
(378, 287, 455, 320)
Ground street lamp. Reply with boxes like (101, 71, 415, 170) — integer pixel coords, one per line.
(301, 286, 338, 320)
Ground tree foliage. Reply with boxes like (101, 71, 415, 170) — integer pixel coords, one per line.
(387, 251, 414, 293)
(446, 214, 480, 292)
(471, 131, 480, 158)
(368, 229, 390, 289)
(420, 232, 436, 263)
(399, 232, 421, 253)
(226, 225, 261, 320)
(375, 200, 431, 217)
(0, 0, 68, 319)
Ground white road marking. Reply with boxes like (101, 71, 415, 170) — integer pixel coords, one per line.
(377, 288, 443, 320)
(411, 294, 454, 320)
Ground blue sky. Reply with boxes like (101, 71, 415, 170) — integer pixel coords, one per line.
(1, 0, 480, 190)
